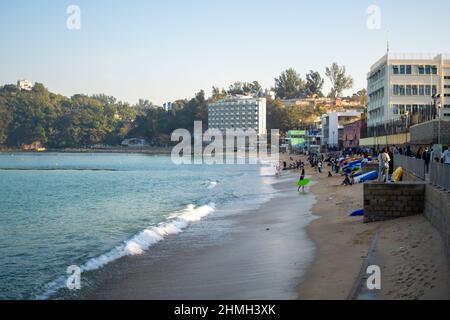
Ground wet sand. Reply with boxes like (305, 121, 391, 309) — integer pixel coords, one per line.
(83, 175, 317, 300)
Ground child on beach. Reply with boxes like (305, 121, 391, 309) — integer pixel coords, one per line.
(298, 169, 306, 192)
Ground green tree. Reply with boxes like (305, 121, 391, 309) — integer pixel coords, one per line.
(305, 70, 324, 97)
(325, 63, 354, 98)
(274, 68, 306, 99)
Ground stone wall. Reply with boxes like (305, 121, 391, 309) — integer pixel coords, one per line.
(364, 182, 426, 223)
(424, 184, 450, 265)
(410, 120, 450, 145)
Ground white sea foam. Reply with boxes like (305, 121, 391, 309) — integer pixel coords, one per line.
(37, 203, 215, 299)
(207, 181, 218, 189)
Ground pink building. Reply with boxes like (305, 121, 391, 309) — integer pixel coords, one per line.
(343, 120, 363, 149)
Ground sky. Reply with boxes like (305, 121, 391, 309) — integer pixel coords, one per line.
(1, 0, 450, 105)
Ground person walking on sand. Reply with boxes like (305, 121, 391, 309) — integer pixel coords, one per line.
(298, 169, 306, 192)
(318, 161, 323, 173)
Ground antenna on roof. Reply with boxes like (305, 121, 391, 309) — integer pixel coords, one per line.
(386, 30, 390, 54)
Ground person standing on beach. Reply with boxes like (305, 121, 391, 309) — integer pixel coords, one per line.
(387, 147, 394, 179)
(298, 168, 306, 192)
(378, 148, 391, 182)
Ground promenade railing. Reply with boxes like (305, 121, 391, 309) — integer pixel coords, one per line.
(429, 162, 450, 191)
(394, 154, 426, 180)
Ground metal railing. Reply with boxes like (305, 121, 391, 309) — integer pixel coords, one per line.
(363, 109, 437, 138)
(430, 162, 450, 191)
(394, 154, 426, 180)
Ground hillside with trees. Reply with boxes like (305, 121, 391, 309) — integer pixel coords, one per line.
(0, 65, 366, 149)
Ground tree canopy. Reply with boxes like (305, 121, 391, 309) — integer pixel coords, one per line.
(325, 62, 354, 98)
(273, 69, 307, 100)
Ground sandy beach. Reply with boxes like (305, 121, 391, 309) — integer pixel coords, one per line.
(296, 156, 450, 300)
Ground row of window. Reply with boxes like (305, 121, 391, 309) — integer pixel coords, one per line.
(209, 125, 259, 129)
(392, 65, 438, 75)
(369, 87, 385, 102)
(392, 104, 432, 115)
(368, 66, 386, 83)
(210, 120, 259, 124)
(209, 106, 259, 110)
(209, 110, 259, 115)
(392, 84, 437, 96)
(210, 117, 259, 120)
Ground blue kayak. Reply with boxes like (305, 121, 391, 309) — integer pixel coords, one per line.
(350, 209, 364, 217)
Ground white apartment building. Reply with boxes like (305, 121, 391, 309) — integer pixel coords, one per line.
(321, 110, 363, 147)
(208, 96, 267, 135)
(367, 53, 450, 128)
(17, 79, 33, 91)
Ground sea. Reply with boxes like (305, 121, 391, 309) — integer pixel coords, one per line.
(0, 152, 285, 300)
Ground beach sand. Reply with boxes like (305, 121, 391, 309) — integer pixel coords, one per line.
(297, 157, 450, 300)
(81, 174, 317, 300)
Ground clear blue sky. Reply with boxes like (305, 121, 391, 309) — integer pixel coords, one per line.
(1, 0, 450, 105)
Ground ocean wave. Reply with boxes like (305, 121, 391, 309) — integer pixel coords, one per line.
(37, 203, 215, 300)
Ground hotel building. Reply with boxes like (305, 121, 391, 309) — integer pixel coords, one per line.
(208, 96, 267, 135)
(367, 53, 450, 128)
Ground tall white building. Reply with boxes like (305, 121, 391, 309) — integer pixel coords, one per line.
(367, 53, 450, 128)
(208, 96, 267, 135)
(321, 110, 363, 147)
(17, 79, 33, 91)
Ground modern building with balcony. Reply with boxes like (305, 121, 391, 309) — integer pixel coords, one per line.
(367, 53, 450, 130)
(208, 96, 267, 135)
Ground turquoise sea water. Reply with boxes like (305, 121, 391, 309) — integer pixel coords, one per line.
(0, 153, 275, 300)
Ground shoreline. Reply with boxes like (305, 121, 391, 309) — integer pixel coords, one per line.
(73, 173, 317, 300)
(0, 147, 173, 155)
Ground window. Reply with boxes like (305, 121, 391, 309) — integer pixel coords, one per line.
(406, 65, 412, 74)
(425, 85, 431, 96)
(445, 85, 450, 89)
(399, 85, 405, 96)
(393, 65, 399, 74)
(419, 85, 425, 95)
(392, 105, 399, 115)
(418, 65, 425, 75)
(406, 85, 412, 95)
(412, 85, 418, 95)
(432, 66, 438, 75)
(400, 65, 406, 74)
(406, 105, 412, 113)
(432, 85, 437, 95)
(425, 65, 432, 74)
(393, 85, 399, 95)
(445, 76, 450, 80)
